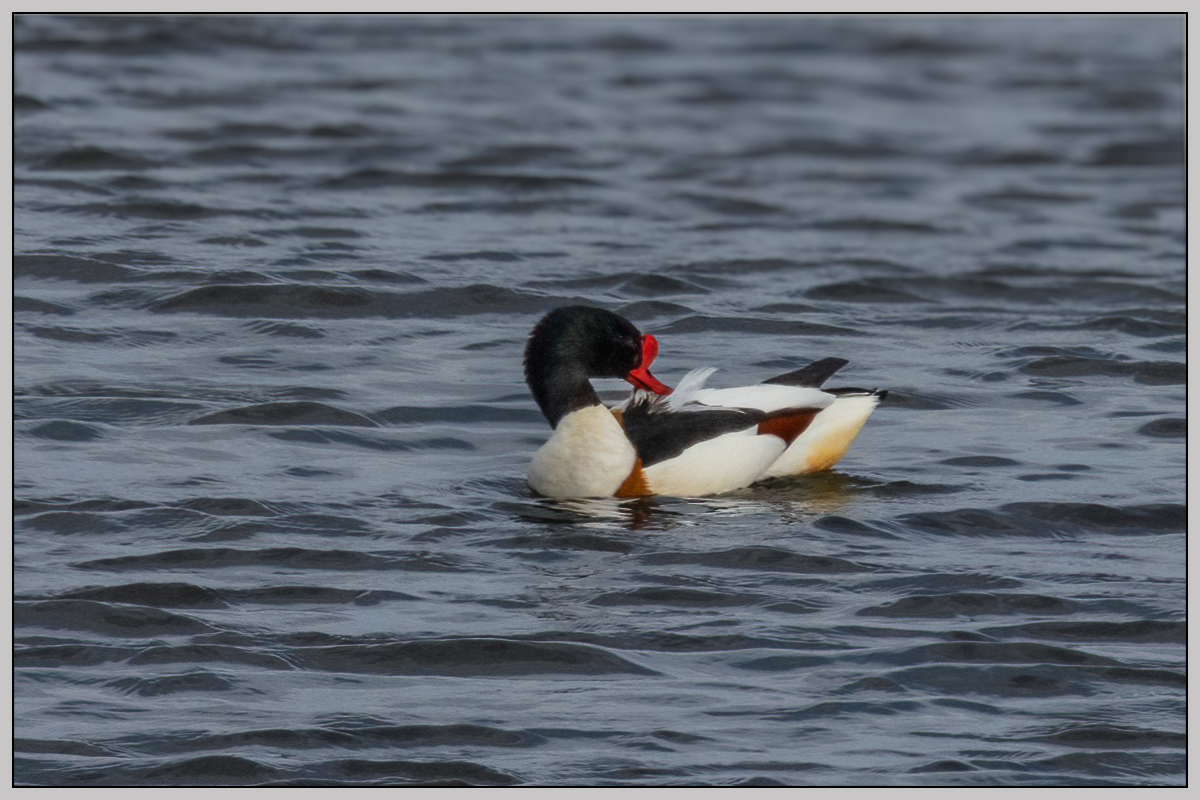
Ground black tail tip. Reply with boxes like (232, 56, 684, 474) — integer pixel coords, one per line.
(827, 387, 888, 401)
(763, 357, 850, 388)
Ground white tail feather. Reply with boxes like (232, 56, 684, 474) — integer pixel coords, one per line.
(761, 393, 881, 477)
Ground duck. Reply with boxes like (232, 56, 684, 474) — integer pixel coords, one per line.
(524, 305, 885, 498)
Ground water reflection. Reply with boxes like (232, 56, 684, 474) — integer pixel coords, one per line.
(498, 471, 896, 532)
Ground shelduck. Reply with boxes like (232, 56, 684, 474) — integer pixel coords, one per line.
(524, 306, 885, 498)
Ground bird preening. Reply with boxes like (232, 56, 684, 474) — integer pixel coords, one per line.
(524, 306, 886, 498)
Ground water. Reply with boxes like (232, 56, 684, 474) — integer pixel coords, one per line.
(13, 14, 1185, 787)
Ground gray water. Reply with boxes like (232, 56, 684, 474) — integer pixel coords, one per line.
(13, 14, 1186, 787)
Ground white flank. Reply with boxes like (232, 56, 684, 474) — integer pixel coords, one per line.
(643, 428, 785, 497)
(528, 405, 638, 498)
(761, 394, 881, 478)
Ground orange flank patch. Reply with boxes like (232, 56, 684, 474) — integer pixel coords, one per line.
(757, 409, 819, 446)
(615, 458, 652, 498)
(610, 408, 652, 497)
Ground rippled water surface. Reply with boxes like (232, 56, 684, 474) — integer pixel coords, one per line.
(13, 14, 1185, 787)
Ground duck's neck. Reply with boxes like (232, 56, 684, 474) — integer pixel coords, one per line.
(527, 364, 602, 428)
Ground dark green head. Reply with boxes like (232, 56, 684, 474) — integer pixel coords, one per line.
(524, 306, 670, 427)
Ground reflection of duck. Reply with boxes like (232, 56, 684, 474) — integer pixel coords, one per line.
(524, 306, 885, 498)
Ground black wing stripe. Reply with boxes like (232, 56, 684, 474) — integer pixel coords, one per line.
(622, 402, 762, 468)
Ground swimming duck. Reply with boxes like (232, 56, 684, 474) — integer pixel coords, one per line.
(524, 305, 885, 498)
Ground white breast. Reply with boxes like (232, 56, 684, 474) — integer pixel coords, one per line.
(527, 405, 638, 498)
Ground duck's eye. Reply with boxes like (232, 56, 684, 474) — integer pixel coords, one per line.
(626, 339, 642, 367)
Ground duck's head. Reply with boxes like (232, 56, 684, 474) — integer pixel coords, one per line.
(525, 306, 672, 427)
